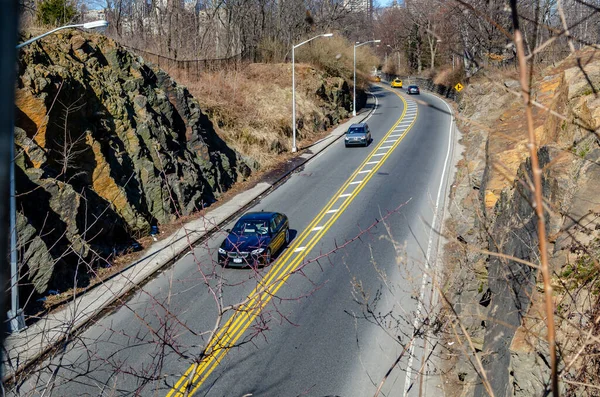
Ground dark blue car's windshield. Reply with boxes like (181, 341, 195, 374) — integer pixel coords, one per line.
(232, 220, 269, 236)
(347, 127, 365, 134)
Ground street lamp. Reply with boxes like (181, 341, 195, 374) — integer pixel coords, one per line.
(353, 40, 380, 117)
(291, 33, 333, 153)
(9, 20, 109, 333)
(16, 20, 109, 49)
(386, 44, 402, 79)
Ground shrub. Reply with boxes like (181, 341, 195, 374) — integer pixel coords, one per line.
(257, 37, 287, 63)
(433, 66, 465, 87)
(295, 35, 379, 82)
(36, 0, 77, 26)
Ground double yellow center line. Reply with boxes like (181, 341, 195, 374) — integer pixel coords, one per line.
(167, 90, 417, 397)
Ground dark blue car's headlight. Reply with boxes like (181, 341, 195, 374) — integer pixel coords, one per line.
(218, 247, 226, 254)
(251, 248, 265, 255)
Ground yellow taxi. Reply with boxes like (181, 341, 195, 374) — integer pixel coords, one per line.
(390, 78, 403, 88)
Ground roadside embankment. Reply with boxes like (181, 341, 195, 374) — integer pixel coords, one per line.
(441, 48, 600, 396)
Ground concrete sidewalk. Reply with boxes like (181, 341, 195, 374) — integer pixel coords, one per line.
(2, 101, 376, 380)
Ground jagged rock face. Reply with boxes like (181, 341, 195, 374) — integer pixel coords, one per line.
(15, 32, 250, 295)
(448, 48, 600, 397)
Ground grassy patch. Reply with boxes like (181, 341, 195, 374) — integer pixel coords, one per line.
(577, 142, 591, 158)
(559, 253, 600, 293)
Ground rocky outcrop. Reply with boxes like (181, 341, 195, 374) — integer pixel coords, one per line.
(444, 48, 600, 396)
(15, 32, 250, 299)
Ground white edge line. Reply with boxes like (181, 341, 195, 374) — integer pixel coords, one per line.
(362, 92, 379, 123)
(403, 96, 454, 397)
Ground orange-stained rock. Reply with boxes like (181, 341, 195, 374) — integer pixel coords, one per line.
(14, 89, 48, 152)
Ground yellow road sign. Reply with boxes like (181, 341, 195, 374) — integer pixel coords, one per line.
(454, 82, 464, 92)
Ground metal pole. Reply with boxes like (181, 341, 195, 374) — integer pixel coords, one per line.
(352, 40, 379, 117)
(2, 0, 21, 340)
(353, 44, 357, 117)
(290, 33, 332, 153)
(8, 128, 24, 332)
(292, 45, 297, 153)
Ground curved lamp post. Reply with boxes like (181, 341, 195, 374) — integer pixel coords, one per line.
(353, 40, 380, 117)
(291, 33, 333, 153)
(9, 20, 109, 333)
(16, 20, 109, 49)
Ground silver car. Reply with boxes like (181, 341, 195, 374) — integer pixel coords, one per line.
(344, 123, 372, 147)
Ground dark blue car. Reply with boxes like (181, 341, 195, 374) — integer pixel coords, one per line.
(407, 85, 420, 95)
(218, 212, 290, 267)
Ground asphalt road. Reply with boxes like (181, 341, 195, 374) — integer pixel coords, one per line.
(13, 85, 455, 397)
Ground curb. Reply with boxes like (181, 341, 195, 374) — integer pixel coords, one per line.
(2, 94, 377, 382)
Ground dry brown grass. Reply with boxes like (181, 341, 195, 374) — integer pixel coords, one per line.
(179, 64, 325, 167)
(135, 36, 378, 170)
(173, 53, 371, 169)
(295, 35, 379, 84)
(432, 65, 465, 86)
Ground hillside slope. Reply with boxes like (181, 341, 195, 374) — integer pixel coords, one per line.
(161, 62, 353, 168)
(443, 48, 600, 396)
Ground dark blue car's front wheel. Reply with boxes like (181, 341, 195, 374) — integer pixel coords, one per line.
(263, 249, 272, 265)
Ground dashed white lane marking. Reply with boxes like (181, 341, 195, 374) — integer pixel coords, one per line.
(349, 180, 363, 185)
(326, 209, 339, 214)
(372, 153, 386, 156)
(366, 161, 380, 165)
(384, 140, 396, 144)
(294, 247, 306, 252)
(358, 170, 371, 174)
(312, 226, 324, 231)
(388, 134, 402, 138)
(339, 193, 351, 198)
(379, 145, 393, 150)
